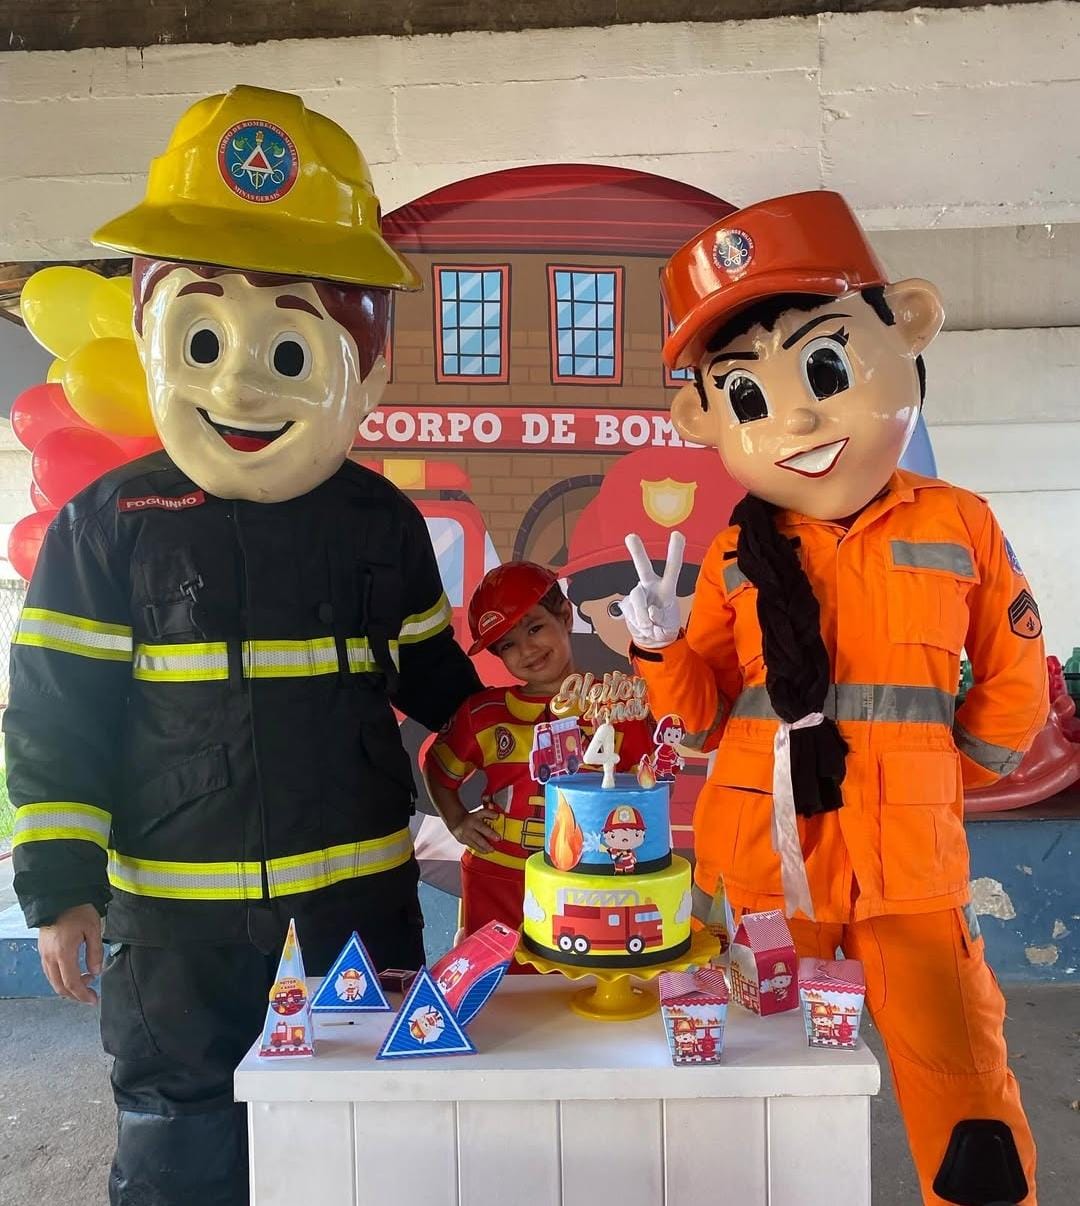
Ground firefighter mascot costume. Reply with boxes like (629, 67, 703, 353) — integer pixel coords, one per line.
(622, 192, 1046, 1206)
(6, 86, 481, 1206)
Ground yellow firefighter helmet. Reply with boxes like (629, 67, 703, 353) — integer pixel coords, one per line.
(93, 85, 420, 291)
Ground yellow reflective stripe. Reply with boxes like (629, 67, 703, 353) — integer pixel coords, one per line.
(243, 638, 338, 678)
(134, 642, 229, 682)
(476, 722, 536, 767)
(346, 637, 400, 673)
(266, 827, 413, 897)
(108, 852, 264, 900)
(16, 607, 132, 662)
(399, 593, 452, 645)
(132, 635, 411, 682)
(12, 801, 112, 849)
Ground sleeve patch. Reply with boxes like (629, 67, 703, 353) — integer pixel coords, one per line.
(1008, 590, 1042, 640)
(1004, 536, 1023, 575)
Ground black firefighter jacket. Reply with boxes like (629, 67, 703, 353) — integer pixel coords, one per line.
(5, 452, 481, 947)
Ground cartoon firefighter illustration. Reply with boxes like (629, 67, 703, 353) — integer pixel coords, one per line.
(650, 713, 686, 780)
(600, 804, 648, 874)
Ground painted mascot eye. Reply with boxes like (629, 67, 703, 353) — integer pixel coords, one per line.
(801, 333, 852, 400)
(269, 332, 311, 380)
(184, 323, 222, 367)
(716, 370, 770, 424)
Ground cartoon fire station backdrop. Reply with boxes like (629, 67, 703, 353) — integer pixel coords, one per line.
(369, 165, 741, 670)
(369, 166, 948, 892)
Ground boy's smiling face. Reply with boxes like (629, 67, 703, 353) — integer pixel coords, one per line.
(136, 268, 387, 502)
(671, 282, 943, 520)
(490, 601, 574, 694)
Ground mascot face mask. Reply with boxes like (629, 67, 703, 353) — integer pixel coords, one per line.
(135, 266, 388, 502)
(662, 192, 944, 521)
(91, 84, 420, 503)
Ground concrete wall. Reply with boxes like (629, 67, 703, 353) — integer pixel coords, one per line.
(1, 2, 1078, 651)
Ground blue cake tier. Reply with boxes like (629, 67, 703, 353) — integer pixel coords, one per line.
(543, 772, 671, 876)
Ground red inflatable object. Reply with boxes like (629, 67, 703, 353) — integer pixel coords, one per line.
(8, 509, 58, 581)
(29, 482, 52, 512)
(8, 382, 87, 452)
(965, 663, 1080, 813)
(31, 426, 128, 509)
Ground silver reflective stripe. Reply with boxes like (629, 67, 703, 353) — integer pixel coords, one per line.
(243, 638, 338, 678)
(723, 563, 749, 594)
(12, 801, 112, 849)
(346, 637, 400, 673)
(266, 828, 414, 897)
(108, 853, 264, 900)
(691, 883, 713, 923)
(952, 723, 1024, 774)
(890, 540, 975, 578)
(731, 683, 955, 726)
(16, 607, 133, 662)
(399, 594, 452, 645)
(134, 643, 229, 681)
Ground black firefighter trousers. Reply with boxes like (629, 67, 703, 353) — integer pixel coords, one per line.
(98, 879, 426, 1206)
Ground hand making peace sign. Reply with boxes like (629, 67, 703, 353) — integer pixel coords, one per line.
(619, 530, 686, 650)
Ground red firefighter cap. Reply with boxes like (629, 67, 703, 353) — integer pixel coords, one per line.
(604, 804, 645, 832)
(654, 714, 685, 741)
(467, 561, 559, 655)
(563, 447, 743, 579)
(661, 191, 888, 371)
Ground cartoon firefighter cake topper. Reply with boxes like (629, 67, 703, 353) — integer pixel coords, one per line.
(92, 85, 421, 503)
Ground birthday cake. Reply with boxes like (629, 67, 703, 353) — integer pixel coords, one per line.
(521, 772, 692, 968)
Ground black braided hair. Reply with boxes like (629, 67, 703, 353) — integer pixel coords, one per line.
(730, 493, 848, 816)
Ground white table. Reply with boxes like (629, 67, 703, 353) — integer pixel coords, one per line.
(235, 975, 879, 1206)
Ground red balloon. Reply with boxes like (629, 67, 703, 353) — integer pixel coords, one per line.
(8, 382, 87, 452)
(112, 434, 164, 460)
(29, 482, 51, 512)
(32, 426, 129, 509)
(8, 509, 58, 581)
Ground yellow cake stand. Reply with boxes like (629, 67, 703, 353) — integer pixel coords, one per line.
(515, 929, 721, 1022)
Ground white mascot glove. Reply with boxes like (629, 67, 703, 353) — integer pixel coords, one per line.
(620, 531, 685, 650)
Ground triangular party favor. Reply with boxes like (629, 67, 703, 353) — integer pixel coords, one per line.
(258, 918, 315, 1058)
(311, 931, 390, 1014)
(376, 967, 476, 1060)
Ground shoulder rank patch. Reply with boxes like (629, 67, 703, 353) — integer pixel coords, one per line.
(1008, 590, 1042, 640)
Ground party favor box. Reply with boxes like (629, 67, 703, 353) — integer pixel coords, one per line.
(798, 957, 866, 1049)
(659, 968, 729, 1065)
(729, 910, 798, 1016)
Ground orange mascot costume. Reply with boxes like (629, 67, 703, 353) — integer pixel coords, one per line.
(621, 191, 1046, 1206)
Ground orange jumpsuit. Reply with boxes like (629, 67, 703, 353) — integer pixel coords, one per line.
(635, 469, 1047, 1205)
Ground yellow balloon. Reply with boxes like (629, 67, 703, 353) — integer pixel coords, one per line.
(20, 266, 101, 358)
(46, 358, 66, 383)
(62, 338, 156, 437)
(89, 275, 135, 341)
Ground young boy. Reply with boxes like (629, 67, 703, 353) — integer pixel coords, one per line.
(423, 562, 654, 939)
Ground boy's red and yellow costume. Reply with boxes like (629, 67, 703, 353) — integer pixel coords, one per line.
(623, 191, 1045, 1206)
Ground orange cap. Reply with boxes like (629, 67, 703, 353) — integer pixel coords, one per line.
(661, 191, 887, 371)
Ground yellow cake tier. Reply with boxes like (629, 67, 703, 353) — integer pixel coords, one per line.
(522, 853, 692, 968)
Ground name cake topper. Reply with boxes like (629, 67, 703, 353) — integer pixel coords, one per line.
(550, 670, 649, 724)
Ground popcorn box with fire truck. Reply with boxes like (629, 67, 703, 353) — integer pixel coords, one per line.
(798, 958, 867, 1049)
(728, 910, 799, 1017)
(659, 968, 729, 1065)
